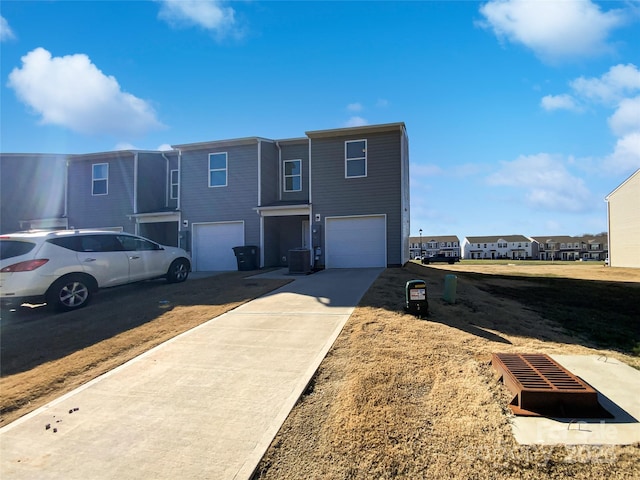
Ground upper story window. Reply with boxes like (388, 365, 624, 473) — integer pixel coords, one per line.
(209, 152, 227, 187)
(170, 169, 179, 199)
(92, 163, 108, 195)
(284, 159, 302, 192)
(345, 139, 367, 178)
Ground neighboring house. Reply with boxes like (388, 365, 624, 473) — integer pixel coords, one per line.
(66, 150, 180, 247)
(408, 235, 460, 259)
(462, 235, 534, 260)
(0, 153, 68, 233)
(175, 122, 410, 271)
(532, 235, 608, 261)
(606, 168, 640, 268)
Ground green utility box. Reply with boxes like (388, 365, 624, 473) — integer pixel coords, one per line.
(443, 274, 458, 304)
(405, 279, 428, 317)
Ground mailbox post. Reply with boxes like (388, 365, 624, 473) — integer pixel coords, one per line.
(405, 279, 428, 317)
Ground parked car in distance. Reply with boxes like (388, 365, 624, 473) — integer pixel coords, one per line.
(422, 254, 460, 265)
(0, 230, 191, 311)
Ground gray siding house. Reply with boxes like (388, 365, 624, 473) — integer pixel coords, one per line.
(1, 122, 410, 271)
(175, 122, 410, 271)
(0, 153, 68, 233)
(66, 150, 180, 246)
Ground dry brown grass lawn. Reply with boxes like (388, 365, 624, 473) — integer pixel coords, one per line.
(2, 263, 639, 478)
(254, 262, 640, 480)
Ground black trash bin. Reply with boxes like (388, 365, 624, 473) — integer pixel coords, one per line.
(232, 246, 259, 271)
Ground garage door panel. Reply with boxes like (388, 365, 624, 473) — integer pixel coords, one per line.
(193, 222, 244, 271)
(326, 216, 386, 268)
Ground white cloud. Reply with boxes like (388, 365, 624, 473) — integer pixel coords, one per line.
(347, 102, 363, 112)
(157, 144, 174, 151)
(570, 64, 640, 105)
(157, 0, 237, 37)
(1, 16, 15, 41)
(344, 116, 368, 127)
(603, 132, 640, 174)
(7, 48, 164, 137)
(479, 0, 628, 62)
(114, 142, 138, 151)
(542, 65, 640, 176)
(608, 96, 640, 137)
(376, 99, 389, 108)
(487, 153, 594, 212)
(540, 94, 580, 112)
(411, 164, 444, 177)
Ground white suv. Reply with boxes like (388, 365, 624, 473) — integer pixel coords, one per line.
(0, 230, 191, 311)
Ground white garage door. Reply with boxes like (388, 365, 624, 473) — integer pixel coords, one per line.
(193, 221, 244, 271)
(325, 215, 386, 268)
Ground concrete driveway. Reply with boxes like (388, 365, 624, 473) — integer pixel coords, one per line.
(0, 268, 382, 480)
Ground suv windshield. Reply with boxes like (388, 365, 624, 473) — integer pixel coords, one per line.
(0, 240, 37, 260)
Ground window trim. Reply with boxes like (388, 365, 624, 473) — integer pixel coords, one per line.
(345, 139, 367, 178)
(92, 163, 109, 196)
(170, 169, 179, 200)
(208, 152, 228, 188)
(283, 159, 302, 192)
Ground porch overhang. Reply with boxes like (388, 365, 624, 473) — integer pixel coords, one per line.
(254, 204, 311, 217)
(128, 211, 180, 224)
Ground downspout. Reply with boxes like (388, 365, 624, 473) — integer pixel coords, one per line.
(257, 139, 262, 207)
(276, 141, 282, 201)
(257, 140, 263, 267)
(64, 157, 69, 220)
(176, 149, 182, 211)
(133, 152, 139, 234)
(161, 152, 170, 208)
(308, 137, 314, 268)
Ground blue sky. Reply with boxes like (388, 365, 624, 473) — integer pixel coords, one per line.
(1, 1, 639, 240)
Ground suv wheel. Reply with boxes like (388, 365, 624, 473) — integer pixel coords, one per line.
(166, 258, 190, 283)
(46, 274, 93, 311)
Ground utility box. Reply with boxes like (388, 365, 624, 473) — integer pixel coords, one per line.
(405, 279, 428, 317)
(232, 246, 259, 271)
(288, 248, 311, 274)
(443, 274, 457, 304)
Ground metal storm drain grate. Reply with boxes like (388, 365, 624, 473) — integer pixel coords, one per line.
(491, 353, 612, 418)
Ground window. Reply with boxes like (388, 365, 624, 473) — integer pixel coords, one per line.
(170, 170, 179, 199)
(92, 163, 108, 195)
(208, 153, 227, 187)
(345, 139, 366, 178)
(0, 240, 36, 259)
(284, 159, 302, 192)
(118, 235, 160, 251)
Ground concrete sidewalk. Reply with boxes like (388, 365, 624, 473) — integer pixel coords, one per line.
(0, 268, 383, 480)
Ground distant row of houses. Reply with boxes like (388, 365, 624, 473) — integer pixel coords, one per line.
(409, 234, 609, 262)
(410, 169, 639, 268)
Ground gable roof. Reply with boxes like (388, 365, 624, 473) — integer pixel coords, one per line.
(605, 168, 640, 200)
(305, 122, 406, 139)
(465, 235, 530, 243)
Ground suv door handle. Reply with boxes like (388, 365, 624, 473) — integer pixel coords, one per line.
(84, 258, 96, 262)
(129, 256, 140, 260)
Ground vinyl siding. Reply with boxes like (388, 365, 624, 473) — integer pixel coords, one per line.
(608, 170, 640, 268)
(0, 154, 67, 233)
(137, 153, 170, 213)
(180, 142, 260, 246)
(280, 141, 310, 203)
(311, 130, 403, 266)
(67, 154, 136, 232)
(260, 141, 279, 206)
